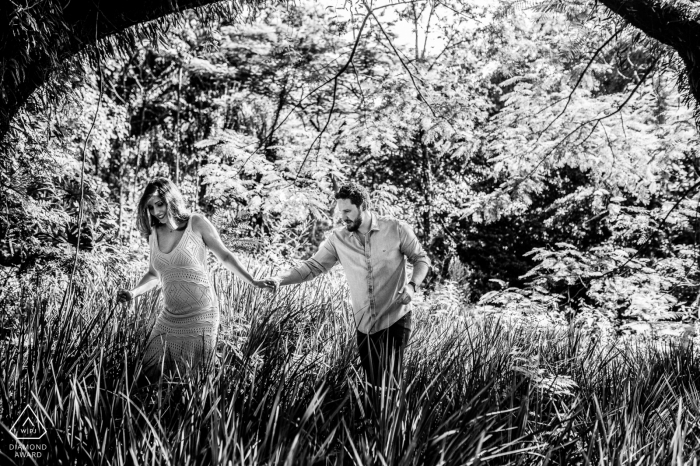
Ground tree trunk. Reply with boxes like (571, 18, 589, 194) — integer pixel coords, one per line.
(598, 0, 700, 117)
(175, 65, 182, 185)
(0, 0, 249, 142)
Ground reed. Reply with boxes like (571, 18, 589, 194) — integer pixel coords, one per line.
(1, 269, 699, 465)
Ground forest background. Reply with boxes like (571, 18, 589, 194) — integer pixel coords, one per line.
(5, 0, 700, 463)
(4, 0, 700, 335)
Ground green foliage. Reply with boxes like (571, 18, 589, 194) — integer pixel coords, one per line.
(519, 239, 699, 329)
(6, 0, 700, 461)
(0, 79, 131, 276)
(3, 0, 700, 328)
(444, 3, 698, 303)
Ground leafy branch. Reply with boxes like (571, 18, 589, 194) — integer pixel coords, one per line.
(506, 56, 658, 194)
(532, 27, 623, 145)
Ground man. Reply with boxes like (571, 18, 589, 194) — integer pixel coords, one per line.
(268, 182, 430, 387)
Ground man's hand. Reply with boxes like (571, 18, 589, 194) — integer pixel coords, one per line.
(251, 279, 275, 292)
(397, 284, 415, 305)
(262, 277, 282, 294)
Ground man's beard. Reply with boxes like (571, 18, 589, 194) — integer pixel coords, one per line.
(345, 215, 362, 232)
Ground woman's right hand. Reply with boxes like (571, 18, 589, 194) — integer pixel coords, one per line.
(116, 289, 134, 304)
(254, 278, 280, 293)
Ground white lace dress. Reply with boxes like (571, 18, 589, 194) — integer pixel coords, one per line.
(143, 216, 220, 377)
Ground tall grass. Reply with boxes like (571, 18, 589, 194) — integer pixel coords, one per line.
(1, 270, 700, 465)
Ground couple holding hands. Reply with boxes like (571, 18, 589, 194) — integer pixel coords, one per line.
(117, 178, 430, 386)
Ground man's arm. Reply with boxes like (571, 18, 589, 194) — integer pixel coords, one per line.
(408, 261, 430, 289)
(276, 264, 321, 286)
(271, 234, 340, 288)
(398, 221, 431, 287)
(396, 221, 431, 304)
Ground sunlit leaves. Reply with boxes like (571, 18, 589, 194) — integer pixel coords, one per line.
(478, 8, 698, 219)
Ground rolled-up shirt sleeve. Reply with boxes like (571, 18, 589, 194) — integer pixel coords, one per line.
(398, 221, 431, 267)
(291, 234, 339, 282)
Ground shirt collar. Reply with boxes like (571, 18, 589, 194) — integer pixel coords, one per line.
(351, 211, 379, 238)
(368, 212, 380, 232)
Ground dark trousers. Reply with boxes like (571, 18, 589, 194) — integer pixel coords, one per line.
(356, 312, 411, 387)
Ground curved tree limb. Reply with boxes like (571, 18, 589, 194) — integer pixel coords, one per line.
(598, 0, 700, 121)
(0, 0, 274, 141)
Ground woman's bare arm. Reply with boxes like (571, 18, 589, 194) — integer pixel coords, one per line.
(192, 214, 271, 288)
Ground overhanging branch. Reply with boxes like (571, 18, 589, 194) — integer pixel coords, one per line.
(0, 0, 273, 142)
(598, 0, 700, 121)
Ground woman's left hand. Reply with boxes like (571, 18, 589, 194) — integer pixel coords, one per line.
(116, 288, 134, 304)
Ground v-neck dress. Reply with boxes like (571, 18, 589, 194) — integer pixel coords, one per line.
(143, 217, 220, 377)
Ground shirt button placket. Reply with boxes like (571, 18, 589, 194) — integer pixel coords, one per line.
(366, 235, 376, 324)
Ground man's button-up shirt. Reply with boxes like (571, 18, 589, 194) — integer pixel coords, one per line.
(291, 213, 430, 334)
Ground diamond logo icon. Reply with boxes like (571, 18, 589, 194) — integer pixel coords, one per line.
(10, 405, 46, 440)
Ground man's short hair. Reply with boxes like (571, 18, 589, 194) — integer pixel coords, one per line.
(335, 182, 370, 209)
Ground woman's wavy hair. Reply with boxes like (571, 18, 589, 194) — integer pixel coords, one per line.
(136, 177, 191, 237)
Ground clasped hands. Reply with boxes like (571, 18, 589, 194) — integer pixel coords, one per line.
(259, 277, 281, 294)
(254, 278, 415, 302)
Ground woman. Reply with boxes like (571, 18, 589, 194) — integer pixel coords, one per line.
(116, 177, 272, 380)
